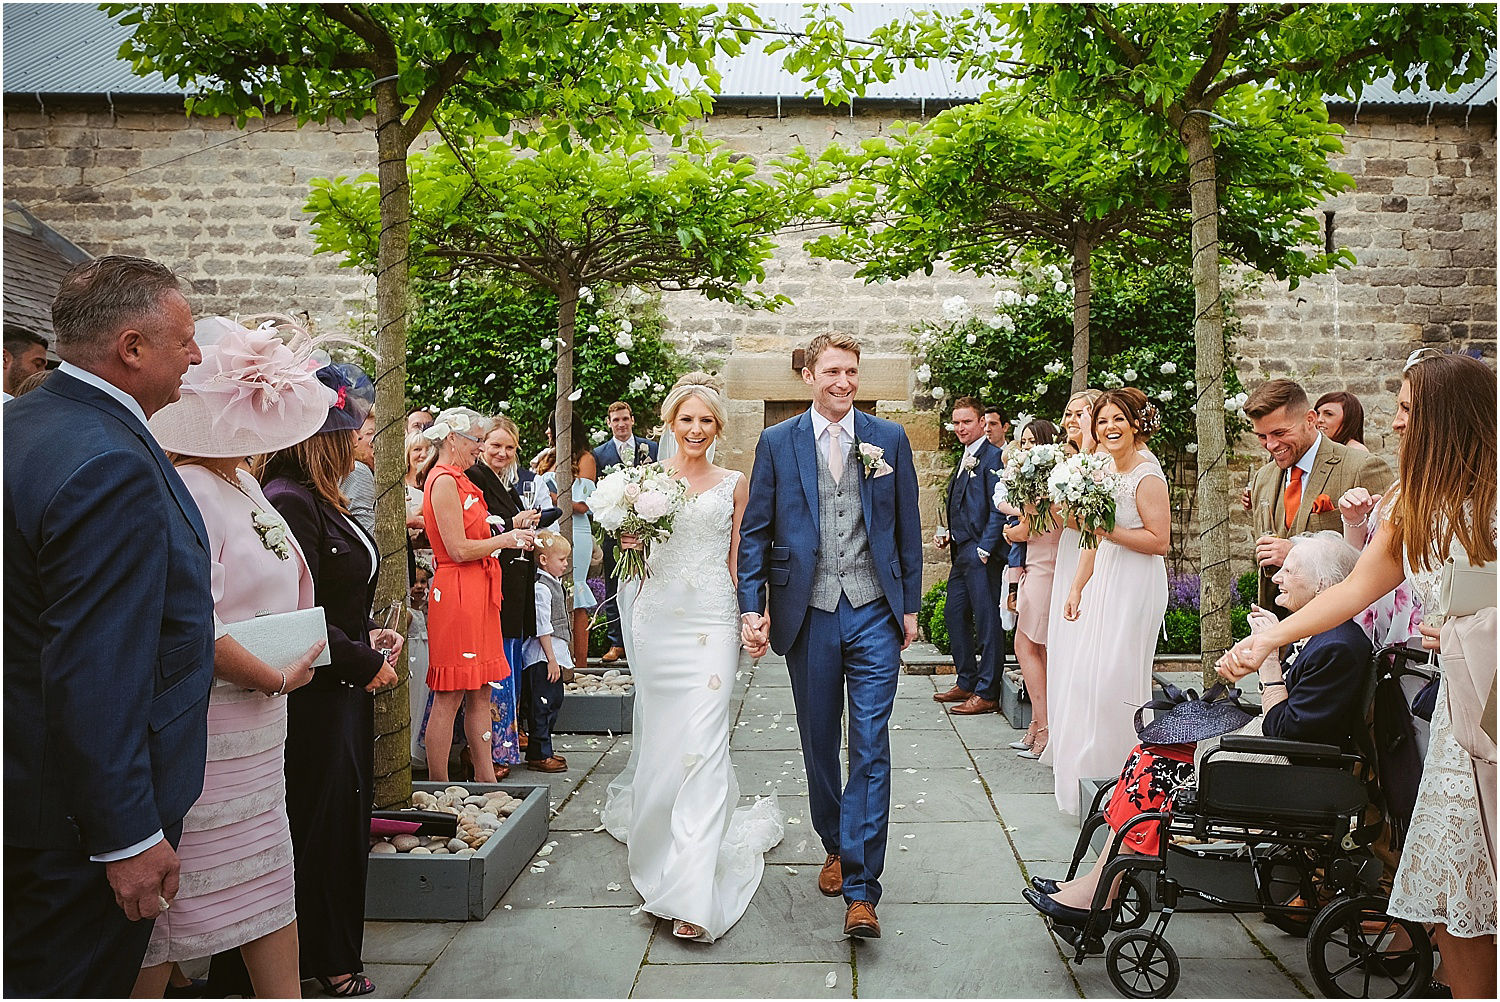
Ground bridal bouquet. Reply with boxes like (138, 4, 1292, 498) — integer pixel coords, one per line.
(1047, 453, 1119, 549)
(994, 443, 1066, 535)
(588, 462, 690, 579)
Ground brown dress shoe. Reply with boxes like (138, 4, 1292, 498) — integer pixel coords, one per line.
(600, 646, 626, 663)
(818, 853, 843, 896)
(950, 695, 1000, 715)
(844, 901, 881, 939)
(526, 756, 568, 773)
(933, 685, 974, 703)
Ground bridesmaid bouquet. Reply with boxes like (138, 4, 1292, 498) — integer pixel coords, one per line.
(588, 462, 690, 579)
(1047, 453, 1119, 549)
(994, 443, 1066, 534)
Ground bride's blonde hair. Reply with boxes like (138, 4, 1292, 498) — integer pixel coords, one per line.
(660, 371, 728, 438)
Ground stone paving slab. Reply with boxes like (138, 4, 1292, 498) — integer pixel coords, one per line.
(647, 868, 852, 966)
(632, 961, 855, 997)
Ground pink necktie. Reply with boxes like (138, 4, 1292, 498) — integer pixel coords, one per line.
(827, 424, 844, 481)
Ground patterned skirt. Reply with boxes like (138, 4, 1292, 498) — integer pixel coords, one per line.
(1102, 742, 1196, 857)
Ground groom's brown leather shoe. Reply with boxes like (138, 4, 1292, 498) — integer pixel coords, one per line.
(844, 901, 881, 938)
(933, 685, 973, 703)
(818, 853, 842, 896)
(950, 695, 1000, 715)
(601, 646, 625, 663)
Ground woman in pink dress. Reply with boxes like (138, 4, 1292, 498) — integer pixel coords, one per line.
(1006, 419, 1064, 760)
(1049, 388, 1170, 815)
(136, 317, 332, 998)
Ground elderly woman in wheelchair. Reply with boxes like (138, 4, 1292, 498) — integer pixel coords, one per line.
(1021, 533, 1424, 998)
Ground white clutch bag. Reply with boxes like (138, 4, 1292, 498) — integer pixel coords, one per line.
(225, 607, 333, 670)
(1437, 556, 1497, 620)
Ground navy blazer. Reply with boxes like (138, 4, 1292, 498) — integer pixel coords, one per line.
(263, 477, 385, 691)
(4, 371, 215, 853)
(946, 439, 1006, 556)
(1263, 619, 1373, 750)
(591, 435, 657, 474)
(737, 408, 924, 655)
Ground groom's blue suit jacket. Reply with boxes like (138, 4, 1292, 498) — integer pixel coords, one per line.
(737, 408, 924, 655)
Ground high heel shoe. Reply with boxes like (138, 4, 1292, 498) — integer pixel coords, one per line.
(1018, 726, 1048, 759)
(1022, 887, 1109, 938)
(1008, 725, 1037, 751)
(672, 920, 705, 939)
(316, 974, 375, 998)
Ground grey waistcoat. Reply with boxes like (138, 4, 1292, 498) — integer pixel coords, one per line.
(809, 437, 882, 613)
(537, 572, 570, 645)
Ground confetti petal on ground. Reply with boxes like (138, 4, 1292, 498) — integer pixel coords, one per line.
(894, 804, 906, 809)
(825, 972, 837, 988)
(787, 817, 800, 824)
(785, 866, 799, 875)
(537, 846, 553, 857)
(530, 867, 545, 874)
(593, 825, 606, 833)
(606, 882, 622, 892)
(904, 768, 917, 774)
(904, 833, 916, 839)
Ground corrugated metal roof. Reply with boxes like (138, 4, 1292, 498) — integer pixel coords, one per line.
(1, 1, 1492, 108)
(2, 2, 179, 96)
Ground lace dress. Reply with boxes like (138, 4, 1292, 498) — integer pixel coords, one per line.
(601, 472, 785, 941)
(1387, 519, 1498, 938)
(1048, 459, 1169, 814)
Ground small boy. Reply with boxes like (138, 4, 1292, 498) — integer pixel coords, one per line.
(523, 530, 572, 773)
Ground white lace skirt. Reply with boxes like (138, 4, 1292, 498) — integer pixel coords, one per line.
(1388, 675, 1498, 937)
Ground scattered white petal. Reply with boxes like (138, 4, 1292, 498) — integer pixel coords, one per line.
(462, 651, 477, 659)
(893, 725, 902, 730)
(787, 817, 800, 824)
(570, 832, 583, 838)
(707, 675, 722, 690)
(606, 882, 622, 892)
(785, 866, 799, 875)
(894, 804, 906, 809)
(534, 859, 550, 868)
(825, 972, 837, 989)
(904, 768, 917, 774)
(537, 846, 554, 857)
(796, 840, 808, 852)
(567, 388, 582, 402)
(503, 904, 512, 910)
(530, 866, 545, 874)
(547, 900, 556, 906)
(785, 726, 795, 732)
(904, 833, 916, 839)
(593, 825, 606, 833)
(900, 845, 909, 851)
(630, 905, 644, 915)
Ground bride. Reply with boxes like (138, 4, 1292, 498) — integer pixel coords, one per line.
(601, 373, 784, 942)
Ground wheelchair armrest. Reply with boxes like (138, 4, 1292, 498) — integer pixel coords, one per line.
(1218, 734, 1344, 759)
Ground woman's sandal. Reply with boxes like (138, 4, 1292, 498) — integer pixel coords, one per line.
(316, 974, 375, 997)
(1008, 724, 1037, 751)
(672, 920, 705, 939)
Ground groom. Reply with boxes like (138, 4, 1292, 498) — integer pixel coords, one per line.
(737, 333, 923, 939)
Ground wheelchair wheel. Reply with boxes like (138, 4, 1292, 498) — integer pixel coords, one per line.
(1111, 873, 1151, 931)
(1255, 846, 1320, 937)
(1306, 894, 1432, 998)
(1106, 930, 1180, 999)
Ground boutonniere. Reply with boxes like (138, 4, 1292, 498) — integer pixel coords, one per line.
(1310, 493, 1335, 515)
(252, 509, 292, 560)
(636, 442, 651, 463)
(961, 453, 979, 477)
(856, 439, 893, 479)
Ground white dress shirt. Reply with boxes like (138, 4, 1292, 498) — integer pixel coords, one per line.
(614, 436, 635, 465)
(1286, 433, 1323, 490)
(54, 365, 164, 861)
(958, 438, 989, 560)
(809, 405, 856, 469)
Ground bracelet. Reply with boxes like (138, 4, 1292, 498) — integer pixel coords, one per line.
(1340, 514, 1368, 528)
(1261, 680, 1286, 688)
(269, 669, 288, 697)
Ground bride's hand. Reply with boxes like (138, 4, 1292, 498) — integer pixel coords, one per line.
(619, 533, 643, 550)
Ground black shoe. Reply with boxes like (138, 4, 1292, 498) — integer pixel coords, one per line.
(1022, 886, 1109, 937)
(1030, 875, 1061, 895)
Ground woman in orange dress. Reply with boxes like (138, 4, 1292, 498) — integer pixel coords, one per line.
(420, 407, 536, 782)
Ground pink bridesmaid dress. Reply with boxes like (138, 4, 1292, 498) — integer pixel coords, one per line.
(143, 466, 313, 965)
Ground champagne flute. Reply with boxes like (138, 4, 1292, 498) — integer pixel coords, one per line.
(373, 600, 405, 664)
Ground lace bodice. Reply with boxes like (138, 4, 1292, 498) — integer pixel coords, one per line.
(1111, 458, 1166, 531)
(632, 471, 742, 641)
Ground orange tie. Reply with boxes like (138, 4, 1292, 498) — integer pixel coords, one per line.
(1284, 466, 1304, 530)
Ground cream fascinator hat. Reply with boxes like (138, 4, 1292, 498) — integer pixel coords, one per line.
(150, 314, 355, 458)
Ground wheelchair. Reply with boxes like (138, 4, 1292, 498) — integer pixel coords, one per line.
(1044, 646, 1439, 999)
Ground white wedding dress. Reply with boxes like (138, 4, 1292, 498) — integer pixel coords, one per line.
(601, 471, 784, 942)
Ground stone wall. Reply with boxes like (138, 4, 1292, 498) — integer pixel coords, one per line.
(5, 95, 1495, 590)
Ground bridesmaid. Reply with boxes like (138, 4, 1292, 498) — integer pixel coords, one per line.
(1050, 388, 1170, 814)
(1038, 388, 1100, 771)
(1004, 419, 1063, 761)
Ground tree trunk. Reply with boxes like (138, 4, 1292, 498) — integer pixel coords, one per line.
(369, 76, 414, 810)
(1070, 230, 1093, 395)
(554, 289, 578, 546)
(1179, 110, 1233, 686)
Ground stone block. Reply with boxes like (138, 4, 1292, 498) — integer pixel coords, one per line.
(1363, 158, 1407, 177)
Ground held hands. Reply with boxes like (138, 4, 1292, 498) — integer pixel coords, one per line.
(105, 839, 179, 922)
(1216, 634, 1273, 682)
(740, 612, 770, 659)
(1245, 603, 1278, 637)
(1254, 535, 1293, 569)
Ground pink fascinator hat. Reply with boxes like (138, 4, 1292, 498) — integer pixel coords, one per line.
(150, 314, 351, 458)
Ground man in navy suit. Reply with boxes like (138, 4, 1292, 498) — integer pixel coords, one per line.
(591, 401, 658, 663)
(933, 396, 1008, 715)
(737, 333, 923, 940)
(4, 256, 215, 997)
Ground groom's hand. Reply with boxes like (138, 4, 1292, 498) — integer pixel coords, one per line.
(740, 612, 767, 648)
(901, 613, 918, 651)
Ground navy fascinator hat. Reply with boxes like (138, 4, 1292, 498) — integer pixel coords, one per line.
(1133, 682, 1260, 746)
(315, 362, 375, 434)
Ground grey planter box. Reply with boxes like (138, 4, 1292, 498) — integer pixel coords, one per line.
(365, 781, 549, 921)
(1000, 668, 1032, 731)
(554, 691, 634, 734)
